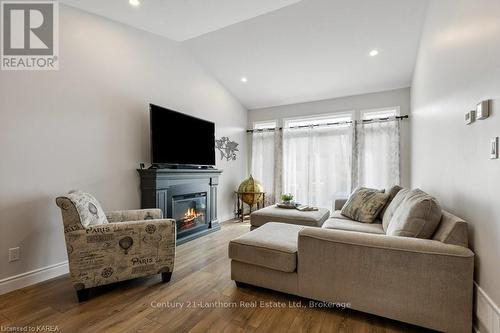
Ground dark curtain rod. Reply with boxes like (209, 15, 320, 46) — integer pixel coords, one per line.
(246, 115, 409, 133)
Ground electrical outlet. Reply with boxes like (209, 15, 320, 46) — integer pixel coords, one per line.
(8, 247, 20, 262)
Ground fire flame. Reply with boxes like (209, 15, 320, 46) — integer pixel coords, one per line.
(184, 208, 202, 221)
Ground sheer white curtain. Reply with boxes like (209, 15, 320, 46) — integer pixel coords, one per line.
(251, 130, 281, 204)
(282, 124, 352, 209)
(353, 119, 400, 189)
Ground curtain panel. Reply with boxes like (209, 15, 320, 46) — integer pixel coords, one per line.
(282, 124, 352, 209)
(250, 130, 282, 204)
(250, 118, 401, 209)
(353, 119, 400, 190)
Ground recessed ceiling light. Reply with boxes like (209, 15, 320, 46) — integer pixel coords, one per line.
(240, 77, 248, 83)
(129, 0, 140, 7)
(369, 49, 379, 57)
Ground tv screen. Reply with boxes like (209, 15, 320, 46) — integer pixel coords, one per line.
(150, 104, 215, 166)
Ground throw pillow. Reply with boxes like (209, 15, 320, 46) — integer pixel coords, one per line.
(66, 190, 108, 228)
(382, 188, 409, 232)
(379, 185, 403, 220)
(386, 189, 442, 239)
(341, 187, 390, 223)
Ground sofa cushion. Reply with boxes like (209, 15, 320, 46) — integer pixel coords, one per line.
(250, 205, 330, 228)
(329, 210, 352, 221)
(341, 187, 389, 223)
(323, 213, 385, 234)
(64, 190, 108, 228)
(380, 185, 403, 220)
(386, 189, 442, 239)
(382, 188, 409, 232)
(229, 222, 302, 272)
(432, 210, 469, 247)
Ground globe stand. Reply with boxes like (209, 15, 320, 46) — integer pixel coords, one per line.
(235, 191, 265, 223)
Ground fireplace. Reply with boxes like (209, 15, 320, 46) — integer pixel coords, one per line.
(138, 168, 222, 245)
(172, 192, 208, 236)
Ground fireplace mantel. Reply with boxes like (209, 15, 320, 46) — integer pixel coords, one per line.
(137, 168, 222, 244)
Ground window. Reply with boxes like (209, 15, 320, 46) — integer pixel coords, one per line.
(360, 107, 400, 120)
(253, 120, 277, 130)
(282, 112, 354, 209)
(284, 112, 353, 128)
(354, 107, 401, 189)
(249, 108, 403, 211)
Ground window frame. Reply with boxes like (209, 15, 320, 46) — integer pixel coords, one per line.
(360, 106, 401, 121)
(253, 120, 278, 130)
(283, 111, 354, 128)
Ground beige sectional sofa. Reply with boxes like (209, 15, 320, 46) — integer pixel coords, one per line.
(229, 192, 474, 333)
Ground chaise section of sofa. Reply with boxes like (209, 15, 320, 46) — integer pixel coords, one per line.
(297, 227, 474, 333)
(229, 223, 302, 295)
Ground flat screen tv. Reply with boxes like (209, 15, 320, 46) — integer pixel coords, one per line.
(150, 104, 215, 167)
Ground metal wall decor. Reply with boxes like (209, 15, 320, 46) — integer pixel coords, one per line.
(215, 136, 239, 161)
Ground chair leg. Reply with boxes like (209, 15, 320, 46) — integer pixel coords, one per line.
(76, 288, 90, 302)
(161, 272, 172, 283)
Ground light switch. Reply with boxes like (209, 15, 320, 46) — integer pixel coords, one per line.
(490, 137, 498, 159)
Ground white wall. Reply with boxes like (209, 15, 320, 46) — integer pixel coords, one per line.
(411, 0, 500, 323)
(0, 5, 247, 284)
(248, 88, 412, 187)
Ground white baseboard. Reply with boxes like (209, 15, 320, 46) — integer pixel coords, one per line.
(0, 261, 69, 295)
(475, 282, 500, 333)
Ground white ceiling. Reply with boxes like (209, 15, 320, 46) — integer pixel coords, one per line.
(63, 0, 428, 110)
(61, 0, 302, 41)
(186, 0, 428, 109)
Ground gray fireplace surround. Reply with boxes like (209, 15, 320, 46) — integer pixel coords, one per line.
(137, 168, 222, 244)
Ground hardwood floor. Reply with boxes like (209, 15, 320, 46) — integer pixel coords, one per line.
(0, 220, 433, 333)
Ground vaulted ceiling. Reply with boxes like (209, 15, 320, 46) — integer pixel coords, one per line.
(62, 0, 428, 109)
(62, 0, 302, 41)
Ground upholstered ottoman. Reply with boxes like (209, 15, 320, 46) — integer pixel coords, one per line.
(229, 222, 303, 294)
(250, 205, 330, 230)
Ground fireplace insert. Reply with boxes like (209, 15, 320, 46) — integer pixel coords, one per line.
(172, 192, 208, 237)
